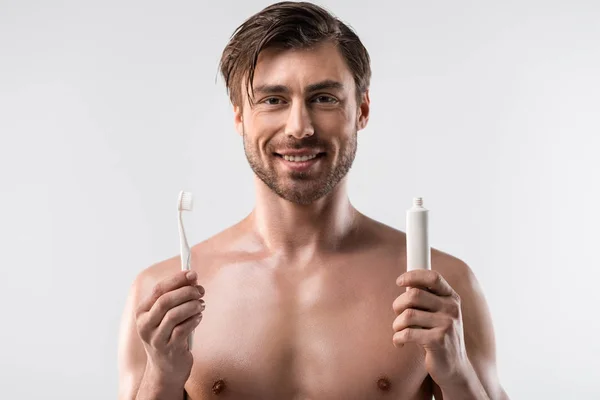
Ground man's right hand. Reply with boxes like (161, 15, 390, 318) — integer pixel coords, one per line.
(135, 270, 205, 389)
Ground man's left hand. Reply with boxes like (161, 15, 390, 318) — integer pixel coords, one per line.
(392, 269, 474, 387)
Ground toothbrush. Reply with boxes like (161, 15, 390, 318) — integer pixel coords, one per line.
(177, 190, 194, 350)
(406, 197, 431, 273)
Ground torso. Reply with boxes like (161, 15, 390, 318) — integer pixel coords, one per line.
(152, 215, 438, 399)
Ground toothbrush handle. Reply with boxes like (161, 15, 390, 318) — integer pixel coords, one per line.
(183, 252, 193, 400)
(184, 252, 194, 352)
(187, 333, 193, 350)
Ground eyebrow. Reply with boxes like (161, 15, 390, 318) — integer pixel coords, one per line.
(252, 80, 345, 95)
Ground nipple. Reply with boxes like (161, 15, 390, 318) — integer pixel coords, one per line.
(377, 377, 391, 391)
(212, 379, 226, 395)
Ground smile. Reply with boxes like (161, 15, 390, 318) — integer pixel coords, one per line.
(274, 152, 326, 162)
(273, 152, 325, 172)
(282, 154, 317, 162)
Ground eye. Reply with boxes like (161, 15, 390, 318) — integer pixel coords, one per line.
(262, 97, 285, 105)
(313, 95, 338, 104)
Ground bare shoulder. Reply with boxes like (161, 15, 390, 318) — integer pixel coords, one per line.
(358, 213, 477, 286)
(134, 218, 248, 285)
(132, 256, 181, 298)
(357, 215, 489, 324)
(359, 212, 492, 341)
(431, 249, 480, 295)
(352, 213, 406, 259)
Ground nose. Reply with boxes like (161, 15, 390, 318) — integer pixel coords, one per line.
(284, 101, 314, 139)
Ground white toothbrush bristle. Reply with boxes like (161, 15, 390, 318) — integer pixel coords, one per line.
(178, 191, 194, 211)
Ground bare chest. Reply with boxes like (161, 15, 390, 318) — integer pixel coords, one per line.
(185, 258, 432, 400)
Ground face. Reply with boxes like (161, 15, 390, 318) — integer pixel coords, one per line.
(234, 41, 370, 205)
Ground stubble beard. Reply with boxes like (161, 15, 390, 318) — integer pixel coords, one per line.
(243, 128, 357, 205)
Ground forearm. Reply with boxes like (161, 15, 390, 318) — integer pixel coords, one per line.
(135, 364, 186, 400)
(438, 364, 490, 400)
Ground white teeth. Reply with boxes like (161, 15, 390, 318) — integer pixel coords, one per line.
(283, 154, 317, 162)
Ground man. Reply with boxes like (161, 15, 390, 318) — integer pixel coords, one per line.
(118, 2, 509, 399)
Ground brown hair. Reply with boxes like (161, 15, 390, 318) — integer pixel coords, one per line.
(219, 1, 371, 107)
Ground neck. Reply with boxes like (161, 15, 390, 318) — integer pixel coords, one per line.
(248, 177, 359, 258)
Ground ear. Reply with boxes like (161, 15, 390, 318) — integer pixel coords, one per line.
(356, 90, 370, 131)
(233, 104, 244, 136)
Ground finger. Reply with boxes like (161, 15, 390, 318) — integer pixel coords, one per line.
(392, 309, 445, 332)
(169, 313, 203, 347)
(146, 285, 203, 328)
(393, 326, 446, 348)
(396, 270, 454, 297)
(137, 270, 198, 315)
(154, 299, 205, 344)
(392, 287, 444, 315)
(196, 285, 205, 298)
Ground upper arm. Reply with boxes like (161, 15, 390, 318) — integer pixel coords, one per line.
(433, 258, 509, 400)
(117, 273, 150, 400)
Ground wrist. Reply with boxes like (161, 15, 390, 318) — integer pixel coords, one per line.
(137, 363, 186, 400)
(438, 362, 490, 400)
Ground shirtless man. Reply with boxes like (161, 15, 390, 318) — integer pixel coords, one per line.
(117, 2, 509, 399)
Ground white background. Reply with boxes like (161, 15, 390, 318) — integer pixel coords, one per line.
(1, 0, 599, 398)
